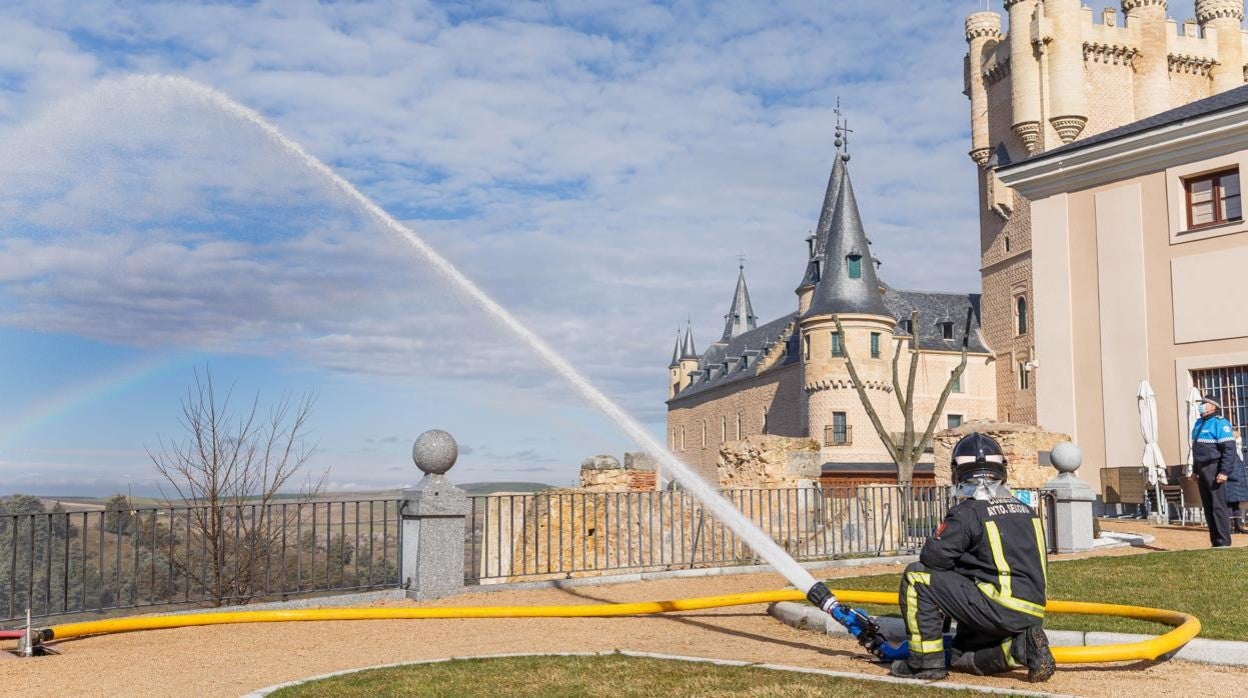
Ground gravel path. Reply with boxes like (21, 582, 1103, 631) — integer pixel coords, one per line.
(2, 519, 1240, 697)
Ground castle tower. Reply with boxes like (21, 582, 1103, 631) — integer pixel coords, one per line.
(676, 322, 699, 396)
(965, 0, 1248, 425)
(1198, 0, 1246, 93)
(966, 12, 1003, 166)
(799, 150, 900, 461)
(722, 264, 758, 340)
(667, 330, 683, 400)
(1125, 0, 1171, 119)
(1005, 0, 1042, 154)
(1047, 0, 1089, 143)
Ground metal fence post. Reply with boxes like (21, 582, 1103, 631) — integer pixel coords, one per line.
(401, 430, 471, 601)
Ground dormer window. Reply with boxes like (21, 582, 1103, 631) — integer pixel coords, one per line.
(806, 235, 816, 258)
(811, 259, 821, 282)
(846, 254, 862, 280)
(900, 319, 913, 334)
(939, 322, 954, 340)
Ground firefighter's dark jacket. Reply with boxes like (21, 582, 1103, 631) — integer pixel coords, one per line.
(1192, 415, 1237, 476)
(920, 496, 1048, 618)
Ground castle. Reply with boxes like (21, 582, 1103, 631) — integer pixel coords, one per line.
(965, 0, 1248, 424)
(664, 139, 997, 482)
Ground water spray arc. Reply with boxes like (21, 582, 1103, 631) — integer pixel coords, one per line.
(46, 75, 890, 650)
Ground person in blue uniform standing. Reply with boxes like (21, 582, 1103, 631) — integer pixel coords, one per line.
(1190, 394, 1239, 548)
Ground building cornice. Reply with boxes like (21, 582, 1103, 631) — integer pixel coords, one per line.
(997, 102, 1248, 199)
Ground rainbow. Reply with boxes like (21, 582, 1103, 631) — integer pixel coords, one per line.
(0, 351, 192, 448)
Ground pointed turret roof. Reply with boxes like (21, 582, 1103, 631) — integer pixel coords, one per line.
(797, 148, 846, 291)
(680, 322, 698, 359)
(721, 265, 758, 341)
(804, 154, 891, 318)
(669, 329, 682, 368)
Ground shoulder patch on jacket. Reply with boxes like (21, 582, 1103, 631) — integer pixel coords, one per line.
(935, 522, 948, 539)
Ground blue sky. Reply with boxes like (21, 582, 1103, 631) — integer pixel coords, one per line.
(0, 1, 1204, 495)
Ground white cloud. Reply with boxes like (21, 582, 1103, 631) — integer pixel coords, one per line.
(0, 0, 1023, 438)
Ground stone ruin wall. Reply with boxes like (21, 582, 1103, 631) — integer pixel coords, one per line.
(477, 437, 920, 582)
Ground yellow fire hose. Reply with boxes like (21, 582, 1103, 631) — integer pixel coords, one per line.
(36, 589, 1198, 665)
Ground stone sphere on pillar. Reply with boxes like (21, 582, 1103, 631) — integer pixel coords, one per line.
(1050, 442, 1082, 474)
(413, 429, 458, 475)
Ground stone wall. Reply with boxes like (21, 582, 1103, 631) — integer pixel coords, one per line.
(665, 362, 805, 480)
(578, 453, 657, 492)
(715, 435, 820, 489)
(932, 420, 1070, 488)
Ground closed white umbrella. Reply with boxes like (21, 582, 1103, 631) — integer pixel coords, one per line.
(1137, 380, 1167, 487)
(1185, 387, 1203, 479)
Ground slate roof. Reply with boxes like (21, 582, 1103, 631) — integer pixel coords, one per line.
(1006, 83, 1248, 168)
(668, 312, 799, 402)
(882, 287, 989, 354)
(721, 266, 758, 341)
(797, 151, 845, 290)
(804, 157, 892, 318)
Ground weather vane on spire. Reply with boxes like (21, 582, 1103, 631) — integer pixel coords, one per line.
(834, 97, 844, 149)
(841, 119, 854, 161)
(737, 252, 747, 270)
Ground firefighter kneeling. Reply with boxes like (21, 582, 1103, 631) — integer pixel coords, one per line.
(891, 433, 1056, 683)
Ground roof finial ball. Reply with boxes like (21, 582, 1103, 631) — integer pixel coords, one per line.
(413, 429, 459, 475)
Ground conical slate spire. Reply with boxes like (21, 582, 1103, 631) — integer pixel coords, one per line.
(669, 329, 682, 368)
(721, 265, 758, 341)
(680, 322, 698, 359)
(804, 158, 891, 318)
(797, 147, 846, 291)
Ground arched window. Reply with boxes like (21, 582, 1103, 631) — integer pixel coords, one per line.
(1016, 296, 1028, 336)
(762, 408, 769, 434)
(701, 421, 707, 447)
(735, 413, 742, 440)
(721, 416, 727, 443)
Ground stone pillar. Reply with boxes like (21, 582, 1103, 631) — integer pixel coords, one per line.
(966, 12, 1002, 167)
(1196, 0, 1246, 94)
(401, 429, 470, 600)
(1006, 0, 1043, 154)
(1041, 441, 1096, 553)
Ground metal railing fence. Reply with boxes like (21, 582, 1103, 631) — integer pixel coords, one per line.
(0, 499, 400, 624)
(465, 486, 1053, 584)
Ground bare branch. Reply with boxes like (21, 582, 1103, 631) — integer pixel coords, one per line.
(832, 315, 904, 465)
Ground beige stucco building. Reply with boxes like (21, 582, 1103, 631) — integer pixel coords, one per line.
(665, 142, 997, 482)
(964, 0, 1248, 425)
(997, 85, 1248, 487)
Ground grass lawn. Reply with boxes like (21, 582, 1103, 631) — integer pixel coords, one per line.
(270, 655, 999, 697)
(829, 546, 1248, 640)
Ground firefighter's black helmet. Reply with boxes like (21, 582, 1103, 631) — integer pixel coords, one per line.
(950, 432, 1008, 484)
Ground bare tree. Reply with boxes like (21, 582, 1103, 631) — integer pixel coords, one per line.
(832, 308, 974, 483)
(148, 366, 323, 605)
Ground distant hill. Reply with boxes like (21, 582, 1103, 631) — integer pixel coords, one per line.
(459, 482, 553, 495)
(27, 482, 556, 508)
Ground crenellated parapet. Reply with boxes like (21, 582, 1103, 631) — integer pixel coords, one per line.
(966, 12, 1003, 41)
(1083, 42, 1139, 66)
(804, 377, 893, 393)
(1121, 0, 1167, 11)
(1195, 0, 1244, 22)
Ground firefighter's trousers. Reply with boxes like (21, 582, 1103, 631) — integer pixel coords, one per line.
(899, 562, 1042, 672)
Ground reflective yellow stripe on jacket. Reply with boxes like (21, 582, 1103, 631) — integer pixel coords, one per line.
(981, 521, 1045, 618)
